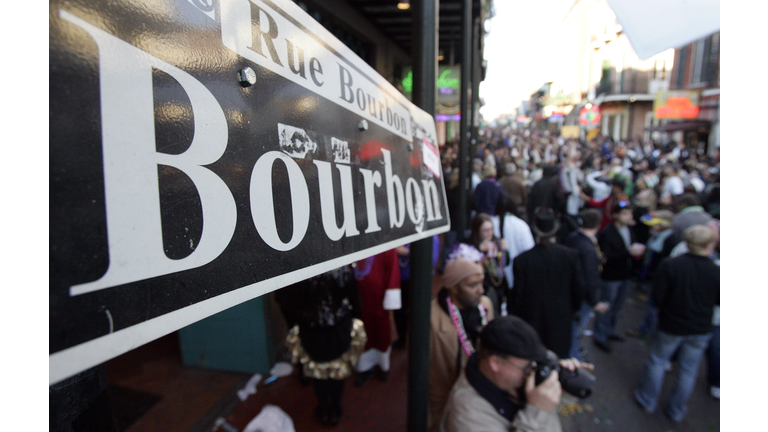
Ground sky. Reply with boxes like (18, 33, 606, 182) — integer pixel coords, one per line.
(479, 0, 576, 120)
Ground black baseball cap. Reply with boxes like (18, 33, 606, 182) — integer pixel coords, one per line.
(480, 315, 548, 363)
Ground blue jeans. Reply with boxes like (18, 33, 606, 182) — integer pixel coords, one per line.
(635, 331, 712, 422)
(570, 301, 593, 360)
(637, 301, 658, 336)
(593, 279, 629, 344)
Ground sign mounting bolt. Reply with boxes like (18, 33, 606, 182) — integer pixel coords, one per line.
(358, 120, 368, 131)
(238, 67, 257, 87)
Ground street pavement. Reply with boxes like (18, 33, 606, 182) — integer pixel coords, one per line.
(557, 283, 720, 432)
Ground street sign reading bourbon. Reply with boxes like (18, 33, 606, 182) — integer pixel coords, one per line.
(50, 0, 448, 384)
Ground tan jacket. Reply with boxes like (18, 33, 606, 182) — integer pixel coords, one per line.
(442, 372, 562, 432)
(428, 295, 494, 431)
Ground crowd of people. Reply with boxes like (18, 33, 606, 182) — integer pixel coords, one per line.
(430, 128, 719, 430)
(278, 127, 720, 430)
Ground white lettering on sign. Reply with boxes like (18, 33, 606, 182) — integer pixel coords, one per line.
(220, 0, 412, 140)
(313, 160, 360, 241)
(359, 168, 383, 234)
(63, 10, 238, 297)
(381, 149, 405, 229)
(59, 7, 446, 297)
(250, 151, 311, 251)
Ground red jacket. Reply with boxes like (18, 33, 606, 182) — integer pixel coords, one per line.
(586, 194, 627, 231)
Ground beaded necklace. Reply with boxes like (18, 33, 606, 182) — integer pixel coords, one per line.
(446, 297, 488, 356)
(353, 256, 375, 280)
(483, 248, 506, 287)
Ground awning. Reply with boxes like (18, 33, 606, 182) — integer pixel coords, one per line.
(606, 0, 719, 60)
(645, 120, 711, 132)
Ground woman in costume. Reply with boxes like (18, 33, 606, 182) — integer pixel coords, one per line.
(276, 266, 366, 426)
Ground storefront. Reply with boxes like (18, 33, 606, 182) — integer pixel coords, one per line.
(647, 89, 717, 154)
(402, 66, 463, 145)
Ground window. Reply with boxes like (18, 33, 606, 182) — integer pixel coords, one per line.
(702, 33, 719, 85)
(688, 34, 718, 86)
(674, 46, 688, 89)
(690, 38, 705, 84)
(653, 60, 666, 80)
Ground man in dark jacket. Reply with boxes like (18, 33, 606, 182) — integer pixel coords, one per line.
(474, 165, 506, 216)
(526, 165, 563, 224)
(510, 207, 585, 359)
(565, 209, 610, 360)
(634, 225, 720, 423)
(592, 201, 645, 353)
(626, 210, 680, 339)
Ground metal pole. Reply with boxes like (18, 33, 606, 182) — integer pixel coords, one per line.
(471, 16, 481, 156)
(408, 0, 437, 431)
(457, 0, 472, 242)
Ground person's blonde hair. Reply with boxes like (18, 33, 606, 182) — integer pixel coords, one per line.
(684, 225, 716, 255)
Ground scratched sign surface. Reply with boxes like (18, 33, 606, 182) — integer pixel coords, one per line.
(50, 0, 448, 384)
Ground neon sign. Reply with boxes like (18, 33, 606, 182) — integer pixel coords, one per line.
(401, 68, 460, 94)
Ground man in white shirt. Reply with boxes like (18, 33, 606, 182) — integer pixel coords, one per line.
(660, 164, 684, 203)
(492, 196, 535, 291)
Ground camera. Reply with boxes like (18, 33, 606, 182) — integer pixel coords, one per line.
(533, 352, 595, 398)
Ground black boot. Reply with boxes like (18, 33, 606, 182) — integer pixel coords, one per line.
(354, 369, 374, 387)
(315, 404, 330, 425)
(377, 367, 390, 382)
(329, 405, 343, 426)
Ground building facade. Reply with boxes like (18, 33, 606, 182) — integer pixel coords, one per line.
(530, 0, 677, 143)
(662, 31, 720, 153)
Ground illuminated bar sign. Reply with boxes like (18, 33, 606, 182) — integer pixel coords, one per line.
(654, 90, 700, 119)
(401, 66, 461, 103)
(50, 0, 448, 384)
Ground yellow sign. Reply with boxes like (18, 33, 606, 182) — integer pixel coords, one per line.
(586, 128, 600, 141)
(560, 125, 580, 139)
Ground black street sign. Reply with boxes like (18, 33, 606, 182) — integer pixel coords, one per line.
(50, 0, 448, 384)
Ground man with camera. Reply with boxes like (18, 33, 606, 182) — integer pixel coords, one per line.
(442, 316, 594, 432)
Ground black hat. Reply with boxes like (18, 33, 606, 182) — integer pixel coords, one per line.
(480, 316, 548, 362)
(532, 207, 559, 238)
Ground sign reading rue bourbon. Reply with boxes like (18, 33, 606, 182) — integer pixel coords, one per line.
(50, 0, 448, 384)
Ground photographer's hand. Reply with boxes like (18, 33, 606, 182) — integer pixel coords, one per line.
(558, 358, 595, 372)
(525, 370, 561, 412)
(593, 301, 610, 314)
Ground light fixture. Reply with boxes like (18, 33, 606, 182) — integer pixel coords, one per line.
(397, 0, 410, 10)
(438, 50, 445, 61)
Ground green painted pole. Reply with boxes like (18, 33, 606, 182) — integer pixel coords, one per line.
(408, 0, 437, 430)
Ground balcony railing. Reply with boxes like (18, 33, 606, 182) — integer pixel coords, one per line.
(596, 67, 651, 96)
